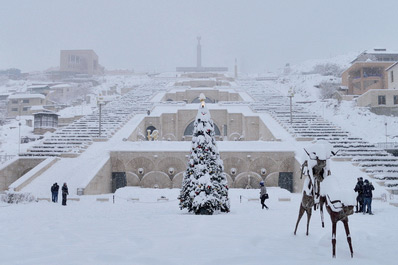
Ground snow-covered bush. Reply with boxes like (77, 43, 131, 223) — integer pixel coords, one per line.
(0, 191, 36, 204)
(318, 81, 340, 99)
(311, 63, 344, 77)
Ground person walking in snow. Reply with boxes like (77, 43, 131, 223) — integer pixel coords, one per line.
(53, 182, 59, 203)
(259, 181, 269, 210)
(362, 179, 374, 215)
(354, 177, 364, 213)
(62, 183, 69, 206)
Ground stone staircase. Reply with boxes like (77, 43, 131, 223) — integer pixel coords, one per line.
(20, 79, 168, 157)
(238, 79, 398, 194)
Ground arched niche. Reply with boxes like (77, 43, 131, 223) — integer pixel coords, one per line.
(145, 125, 157, 141)
(126, 157, 155, 180)
(126, 172, 140, 186)
(172, 172, 184, 188)
(223, 157, 248, 180)
(234, 172, 262, 189)
(140, 171, 172, 188)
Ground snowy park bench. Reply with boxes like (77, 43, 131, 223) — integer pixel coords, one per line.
(127, 198, 139, 202)
(96, 198, 109, 202)
(278, 197, 291, 202)
(68, 198, 80, 202)
(247, 198, 259, 202)
(157, 196, 168, 202)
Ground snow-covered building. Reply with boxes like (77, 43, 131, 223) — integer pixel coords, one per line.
(33, 111, 59, 134)
(341, 48, 398, 95)
(386, 61, 398, 90)
(6, 94, 47, 118)
(60, 50, 103, 76)
(357, 89, 398, 116)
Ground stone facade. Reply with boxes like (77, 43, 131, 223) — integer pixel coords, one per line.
(128, 110, 276, 142)
(162, 89, 242, 103)
(0, 157, 45, 191)
(84, 150, 302, 194)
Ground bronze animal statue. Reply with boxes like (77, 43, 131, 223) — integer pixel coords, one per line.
(294, 156, 328, 235)
(320, 194, 354, 258)
(294, 142, 338, 235)
(293, 176, 315, 236)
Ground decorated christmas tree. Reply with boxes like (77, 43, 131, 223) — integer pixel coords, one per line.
(179, 94, 230, 215)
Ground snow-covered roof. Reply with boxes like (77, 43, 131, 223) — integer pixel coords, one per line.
(33, 111, 59, 116)
(8, 93, 45, 99)
(385, 61, 398, 71)
(51, 84, 73, 89)
(30, 106, 46, 111)
(364, 48, 398, 54)
(27, 85, 50, 89)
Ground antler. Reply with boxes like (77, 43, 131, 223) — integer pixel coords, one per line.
(304, 148, 317, 160)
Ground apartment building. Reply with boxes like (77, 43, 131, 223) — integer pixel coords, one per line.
(60, 50, 103, 75)
(342, 49, 398, 95)
(7, 94, 46, 118)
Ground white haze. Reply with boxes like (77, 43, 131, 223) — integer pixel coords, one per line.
(2, 0, 398, 73)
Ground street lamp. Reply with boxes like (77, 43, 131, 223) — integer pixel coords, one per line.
(385, 122, 388, 146)
(97, 94, 105, 137)
(17, 101, 22, 155)
(288, 87, 295, 125)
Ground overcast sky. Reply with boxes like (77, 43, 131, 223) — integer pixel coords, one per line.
(1, 0, 398, 73)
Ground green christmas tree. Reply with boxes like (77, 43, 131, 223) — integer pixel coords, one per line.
(179, 94, 230, 215)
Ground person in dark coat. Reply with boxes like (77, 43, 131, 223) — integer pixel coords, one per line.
(259, 181, 269, 210)
(354, 177, 364, 213)
(53, 183, 59, 203)
(62, 183, 69, 206)
(362, 179, 375, 215)
(51, 183, 56, 202)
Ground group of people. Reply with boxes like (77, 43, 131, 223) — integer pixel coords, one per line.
(354, 177, 375, 215)
(51, 182, 69, 206)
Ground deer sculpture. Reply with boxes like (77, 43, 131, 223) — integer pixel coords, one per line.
(294, 141, 337, 235)
(319, 178, 355, 258)
(294, 141, 354, 258)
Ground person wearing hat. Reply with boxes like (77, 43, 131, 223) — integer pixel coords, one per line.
(354, 177, 364, 213)
(259, 181, 269, 210)
(362, 179, 375, 215)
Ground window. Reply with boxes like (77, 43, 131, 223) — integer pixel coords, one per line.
(378, 95, 386, 105)
(391, 71, 394, 83)
(394, 95, 398, 105)
(22, 99, 29, 103)
(22, 107, 29, 111)
(11, 100, 18, 104)
(11, 108, 18, 112)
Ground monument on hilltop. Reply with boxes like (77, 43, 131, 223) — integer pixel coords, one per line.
(176, 37, 228, 72)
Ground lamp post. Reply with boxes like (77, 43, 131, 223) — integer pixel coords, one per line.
(97, 94, 104, 137)
(288, 87, 295, 125)
(18, 101, 22, 155)
(385, 122, 388, 146)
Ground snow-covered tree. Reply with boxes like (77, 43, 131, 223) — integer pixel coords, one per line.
(179, 94, 230, 215)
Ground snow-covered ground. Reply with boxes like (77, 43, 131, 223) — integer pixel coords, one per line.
(0, 187, 396, 265)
